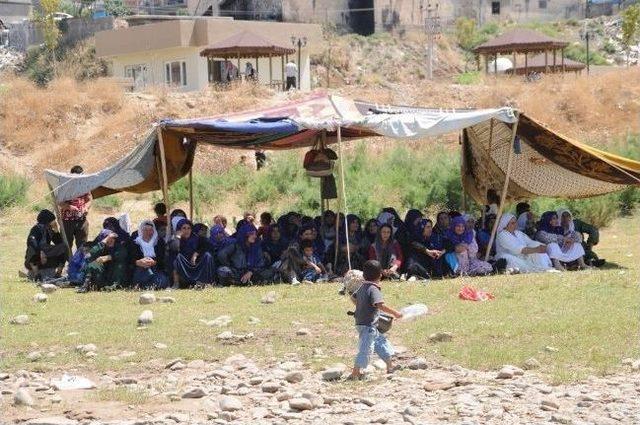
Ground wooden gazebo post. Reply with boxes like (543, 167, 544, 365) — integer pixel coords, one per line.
(237, 51, 240, 80)
(524, 52, 528, 75)
(255, 56, 259, 80)
(512, 51, 516, 76)
(494, 53, 498, 75)
(281, 55, 286, 90)
(544, 50, 549, 73)
(553, 49, 557, 73)
(561, 48, 565, 73)
(268, 54, 273, 86)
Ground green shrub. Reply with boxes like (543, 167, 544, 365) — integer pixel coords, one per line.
(93, 195, 123, 211)
(0, 173, 29, 210)
(168, 165, 252, 206)
(455, 71, 481, 85)
(564, 43, 608, 65)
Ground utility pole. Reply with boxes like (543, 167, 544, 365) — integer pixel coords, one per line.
(425, 1, 441, 80)
(291, 36, 307, 89)
(582, 0, 592, 75)
(479, 0, 484, 27)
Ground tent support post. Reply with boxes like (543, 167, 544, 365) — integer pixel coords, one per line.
(484, 112, 520, 262)
(48, 183, 71, 258)
(336, 125, 351, 271)
(157, 127, 171, 236)
(189, 167, 194, 220)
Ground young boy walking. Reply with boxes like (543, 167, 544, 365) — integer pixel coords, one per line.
(350, 260, 403, 379)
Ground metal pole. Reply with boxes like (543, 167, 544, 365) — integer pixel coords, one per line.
(586, 32, 590, 75)
(156, 127, 171, 237)
(48, 183, 71, 258)
(484, 112, 520, 262)
(189, 167, 194, 220)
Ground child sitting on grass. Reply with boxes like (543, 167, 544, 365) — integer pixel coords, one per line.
(349, 260, 403, 379)
(300, 239, 327, 283)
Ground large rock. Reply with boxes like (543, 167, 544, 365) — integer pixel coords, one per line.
(285, 371, 304, 383)
(289, 397, 313, 411)
(10, 314, 29, 325)
(181, 387, 206, 398)
(139, 293, 156, 305)
(322, 363, 347, 381)
(14, 388, 34, 406)
(219, 396, 243, 411)
(76, 343, 97, 354)
(524, 358, 541, 370)
(428, 332, 453, 342)
(33, 293, 48, 303)
(158, 296, 176, 303)
(261, 381, 281, 393)
(408, 357, 428, 370)
(138, 310, 154, 325)
(40, 283, 58, 294)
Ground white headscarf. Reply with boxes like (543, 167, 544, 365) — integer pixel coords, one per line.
(376, 211, 397, 234)
(118, 213, 132, 233)
(556, 208, 575, 232)
(135, 220, 158, 258)
(171, 215, 184, 232)
(497, 213, 516, 233)
(516, 212, 529, 231)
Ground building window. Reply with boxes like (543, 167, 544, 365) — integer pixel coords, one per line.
(491, 1, 501, 14)
(165, 61, 187, 87)
(124, 64, 148, 88)
(538, 0, 547, 9)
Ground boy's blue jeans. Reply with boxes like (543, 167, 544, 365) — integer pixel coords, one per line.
(354, 325, 394, 369)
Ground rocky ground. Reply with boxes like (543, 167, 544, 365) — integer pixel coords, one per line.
(3, 346, 640, 425)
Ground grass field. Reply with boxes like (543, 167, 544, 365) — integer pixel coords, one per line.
(1, 214, 638, 384)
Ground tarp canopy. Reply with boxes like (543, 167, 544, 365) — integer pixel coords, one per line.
(44, 93, 640, 204)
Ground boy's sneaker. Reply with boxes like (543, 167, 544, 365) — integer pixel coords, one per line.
(407, 276, 417, 282)
(291, 277, 300, 286)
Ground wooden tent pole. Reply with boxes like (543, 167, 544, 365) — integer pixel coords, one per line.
(48, 183, 71, 258)
(189, 167, 194, 220)
(484, 112, 520, 262)
(156, 127, 171, 236)
(269, 54, 273, 85)
(281, 55, 285, 91)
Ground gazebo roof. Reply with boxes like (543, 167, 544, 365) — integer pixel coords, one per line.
(200, 30, 296, 59)
(474, 29, 569, 54)
(512, 54, 585, 72)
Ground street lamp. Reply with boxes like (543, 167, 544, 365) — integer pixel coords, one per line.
(291, 36, 307, 89)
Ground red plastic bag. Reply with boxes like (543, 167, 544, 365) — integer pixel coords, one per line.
(459, 285, 494, 302)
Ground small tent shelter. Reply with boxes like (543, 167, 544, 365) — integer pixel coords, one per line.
(44, 93, 640, 258)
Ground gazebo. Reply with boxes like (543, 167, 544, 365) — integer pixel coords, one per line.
(474, 29, 570, 75)
(509, 54, 585, 75)
(200, 30, 296, 90)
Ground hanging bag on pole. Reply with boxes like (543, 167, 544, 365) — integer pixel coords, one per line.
(304, 137, 336, 178)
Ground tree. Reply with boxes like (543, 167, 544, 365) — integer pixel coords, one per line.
(104, 0, 131, 17)
(455, 17, 478, 52)
(34, 0, 61, 66)
(621, 4, 640, 66)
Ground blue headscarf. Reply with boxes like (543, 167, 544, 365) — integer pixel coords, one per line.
(209, 224, 234, 251)
(537, 211, 564, 235)
(176, 218, 200, 258)
(415, 219, 443, 250)
(445, 216, 474, 245)
(236, 223, 262, 269)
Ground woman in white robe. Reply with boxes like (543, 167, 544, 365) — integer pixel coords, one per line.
(495, 213, 554, 273)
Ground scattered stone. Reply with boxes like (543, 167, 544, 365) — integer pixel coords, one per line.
(289, 397, 313, 411)
(24, 417, 79, 425)
(497, 365, 524, 379)
(114, 377, 137, 385)
(403, 406, 420, 417)
(261, 291, 276, 304)
(139, 293, 156, 305)
(621, 358, 634, 366)
(153, 342, 168, 350)
(322, 363, 347, 381)
(423, 380, 456, 392)
(159, 296, 176, 303)
(219, 396, 243, 411)
(10, 314, 30, 325)
(551, 414, 572, 424)
(14, 388, 34, 406)
(40, 283, 58, 294)
(428, 332, 453, 342)
(248, 316, 261, 324)
(76, 344, 97, 354)
(165, 358, 183, 369)
(261, 381, 281, 393)
(0, 373, 9, 380)
(33, 293, 48, 303)
(118, 350, 136, 358)
(186, 100, 196, 109)
(27, 351, 42, 362)
(541, 398, 560, 411)
(217, 331, 234, 341)
(138, 310, 154, 325)
(285, 371, 304, 383)
(201, 315, 232, 327)
(251, 407, 270, 419)
(296, 328, 310, 336)
(631, 360, 640, 371)
(358, 397, 376, 407)
(187, 359, 206, 369)
(182, 387, 206, 398)
(170, 362, 186, 371)
(372, 359, 387, 370)
(524, 358, 541, 370)
(545, 346, 559, 353)
(408, 357, 428, 370)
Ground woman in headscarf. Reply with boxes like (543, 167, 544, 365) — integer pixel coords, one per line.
(432, 211, 450, 237)
(131, 220, 169, 289)
(476, 213, 497, 259)
(535, 211, 588, 270)
(360, 218, 379, 256)
(78, 217, 134, 292)
(395, 209, 423, 268)
(278, 223, 321, 284)
(376, 211, 397, 235)
(368, 224, 403, 279)
(217, 223, 274, 285)
(495, 213, 554, 273)
(342, 214, 363, 247)
(444, 216, 493, 276)
(406, 219, 446, 279)
(319, 210, 337, 251)
(167, 218, 216, 288)
(262, 224, 289, 266)
(209, 224, 235, 256)
(24, 209, 67, 281)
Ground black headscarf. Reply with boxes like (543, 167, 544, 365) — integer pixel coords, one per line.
(37, 209, 56, 225)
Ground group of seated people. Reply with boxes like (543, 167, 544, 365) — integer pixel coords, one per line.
(24, 200, 603, 291)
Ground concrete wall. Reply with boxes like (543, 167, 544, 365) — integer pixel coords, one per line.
(0, 0, 32, 25)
